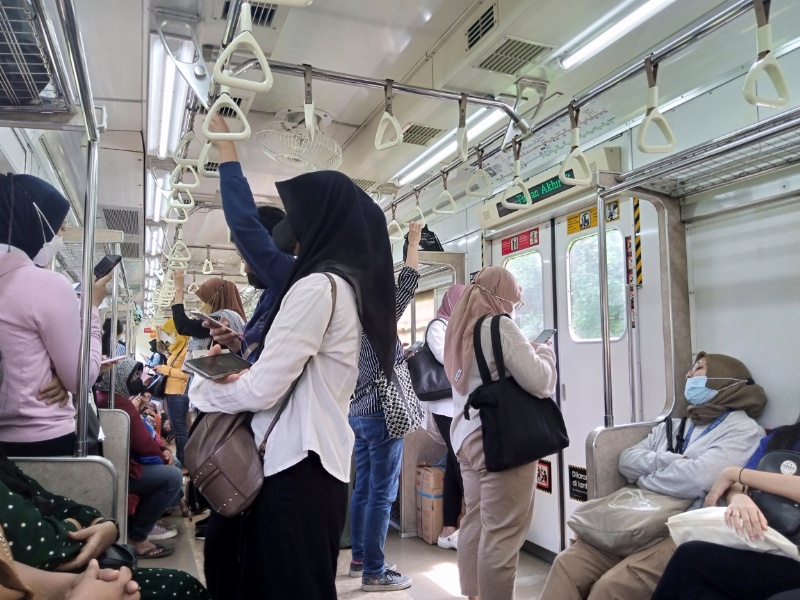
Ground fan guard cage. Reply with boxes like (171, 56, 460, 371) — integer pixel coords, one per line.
(257, 120, 343, 171)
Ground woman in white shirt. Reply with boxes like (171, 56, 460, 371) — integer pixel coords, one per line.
(189, 170, 396, 600)
(444, 267, 557, 600)
(426, 284, 466, 549)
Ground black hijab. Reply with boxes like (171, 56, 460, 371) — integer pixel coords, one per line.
(260, 171, 396, 376)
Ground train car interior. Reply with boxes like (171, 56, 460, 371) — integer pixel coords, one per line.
(1, 0, 799, 597)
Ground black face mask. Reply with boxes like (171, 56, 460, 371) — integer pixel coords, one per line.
(247, 272, 266, 290)
(273, 218, 298, 255)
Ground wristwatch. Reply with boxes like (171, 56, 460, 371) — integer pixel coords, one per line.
(96, 518, 120, 542)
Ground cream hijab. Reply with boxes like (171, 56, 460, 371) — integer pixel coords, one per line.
(444, 266, 522, 396)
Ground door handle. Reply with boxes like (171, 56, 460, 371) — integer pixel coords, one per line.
(561, 383, 567, 403)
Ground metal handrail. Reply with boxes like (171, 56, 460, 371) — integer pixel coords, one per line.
(54, 0, 100, 457)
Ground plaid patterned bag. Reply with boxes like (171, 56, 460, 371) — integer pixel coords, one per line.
(376, 360, 423, 438)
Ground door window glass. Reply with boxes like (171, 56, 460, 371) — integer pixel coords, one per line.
(503, 251, 545, 340)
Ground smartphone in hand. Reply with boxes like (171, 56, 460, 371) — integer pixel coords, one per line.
(533, 329, 556, 344)
(190, 310, 238, 336)
(94, 255, 122, 279)
(184, 353, 250, 380)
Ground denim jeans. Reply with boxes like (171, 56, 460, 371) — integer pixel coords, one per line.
(348, 410, 403, 578)
(128, 463, 183, 542)
(164, 394, 190, 464)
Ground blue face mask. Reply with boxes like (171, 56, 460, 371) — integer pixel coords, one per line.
(684, 376, 718, 405)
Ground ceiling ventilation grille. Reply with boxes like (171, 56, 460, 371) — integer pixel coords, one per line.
(120, 242, 141, 259)
(475, 37, 552, 76)
(402, 124, 445, 147)
(204, 162, 220, 173)
(352, 179, 377, 192)
(466, 4, 497, 51)
(102, 208, 140, 236)
(197, 96, 245, 119)
(222, 1, 277, 28)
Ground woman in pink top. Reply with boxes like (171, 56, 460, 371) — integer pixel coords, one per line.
(0, 173, 110, 456)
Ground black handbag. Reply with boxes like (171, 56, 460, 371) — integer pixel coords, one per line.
(145, 374, 167, 398)
(464, 314, 569, 472)
(406, 319, 452, 401)
(98, 543, 137, 572)
(749, 450, 800, 538)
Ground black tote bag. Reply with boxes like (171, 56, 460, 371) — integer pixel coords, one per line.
(464, 314, 569, 472)
(406, 318, 452, 401)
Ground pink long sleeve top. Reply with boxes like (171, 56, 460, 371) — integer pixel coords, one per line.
(0, 247, 102, 443)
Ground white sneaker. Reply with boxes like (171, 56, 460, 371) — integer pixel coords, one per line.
(147, 520, 178, 540)
(437, 530, 458, 550)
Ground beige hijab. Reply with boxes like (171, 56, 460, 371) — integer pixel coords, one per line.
(444, 267, 522, 396)
(196, 278, 246, 320)
(687, 351, 768, 424)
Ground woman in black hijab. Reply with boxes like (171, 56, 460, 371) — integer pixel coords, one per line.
(189, 170, 395, 600)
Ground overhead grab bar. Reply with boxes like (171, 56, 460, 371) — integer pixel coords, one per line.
(433, 171, 457, 215)
(202, 246, 214, 275)
(213, 2, 274, 93)
(501, 138, 532, 210)
(167, 189, 195, 210)
(303, 64, 315, 141)
(169, 164, 200, 191)
(456, 94, 468, 162)
(197, 142, 221, 179)
(375, 79, 403, 150)
(387, 203, 404, 243)
(466, 147, 493, 199)
(403, 189, 426, 226)
(636, 56, 676, 153)
(742, 0, 789, 109)
(174, 132, 200, 166)
(202, 85, 252, 141)
(559, 103, 593, 186)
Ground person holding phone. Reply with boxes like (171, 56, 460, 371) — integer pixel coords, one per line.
(0, 173, 112, 457)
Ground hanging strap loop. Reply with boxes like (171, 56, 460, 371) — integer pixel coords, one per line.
(501, 138, 531, 211)
(403, 188, 425, 226)
(559, 102, 592, 186)
(466, 146, 492, 199)
(434, 170, 456, 215)
(743, 0, 789, 109)
(303, 64, 315, 141)
(456, 93, 469, 161)
(636, 55, 676, 154)
(375, 79, 404, 150)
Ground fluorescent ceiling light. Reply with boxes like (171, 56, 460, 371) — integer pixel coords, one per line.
(397, 109, 507, 187)
(561, 0, 679, 69)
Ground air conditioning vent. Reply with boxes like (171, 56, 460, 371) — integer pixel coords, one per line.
(466, 4, 496, 51)
(120, 242, 141, 259)
(475, 37, 552, 76)
(402, 124, 445, 147)
(204, 162, 220, 173)
(197, 96, 245, 119)
(102, 208, 140, 236)
(222, 1, 277, 28)
(352, 179, 377, 192)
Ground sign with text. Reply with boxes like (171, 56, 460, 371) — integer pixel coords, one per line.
(569, 465, 588, 502)
(536, 460, 552, 494)
(501, 227, 540, 256)
(566, 199, 621, 235)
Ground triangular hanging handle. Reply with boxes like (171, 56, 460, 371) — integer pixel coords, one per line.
(174, 132, 201, 166)
(203, 92, 252, 141)
(559, 104, 592, 186)
(213, 3, 273, 93)
(202, 260, 214, 275)
(187, 281, 200, 294)
(500, 140, 531, 210)
(403, 189, 426, 226)
(375, 80, 403, 150)
(742, 15, 789, 109)
(466, 148, 493, 199)
(456, 94, 468, 162)
(197, 142, 221, 179)
(387, 204, 404, 243)
(167, 189, 195, 210)
(636, 58, 676, 154)
(163, 206, 190, 224)
(169, 164, 200, 191)
(433, 171, 457, 215)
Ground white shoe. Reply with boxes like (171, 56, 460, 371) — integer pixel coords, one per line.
(437, 530, 458, 550)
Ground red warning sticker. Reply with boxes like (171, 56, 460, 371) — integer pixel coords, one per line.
(501, 227, 539, 256)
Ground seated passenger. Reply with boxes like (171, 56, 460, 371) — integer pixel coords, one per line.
(96, 318, 140, 403)
(444, 266, 557, 600)
(0, 173, 109, 457)
(189, 170, 396, 600)
(9, 555, 140, 600)
(651, 420, 800, 600)
(540, 352, 767, 600)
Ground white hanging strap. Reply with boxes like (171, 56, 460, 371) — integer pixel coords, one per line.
(303, 64, 315, 141)
(169, 164, 200, 191)
(456, 94, 469, 162)
(197, 142, 221, 179)
(187, 274, 200, 294)
(559, 103, 592, 186)
(168, 228, 193, 262)
(403, 189, 426, 226)
(501, 139, 532, 210)
(375, 79, 404, 150)
(387, 203, 404, 243)
(433, 171, 457, 215)
(202, 246, 214, 275)
(637, 56, 676, 154)
(174, 132, 200, 166)
(202, 88, 252, 141)
(240, 261, 247, 277)
(167, 189, 195, 210)
(743, 0, 789, 109)
(466, 146, 493, 199)
(213, 2, 273, 93)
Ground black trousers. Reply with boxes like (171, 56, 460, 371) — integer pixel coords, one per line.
(0, 432, 76, 457)
(432, 412, 465, 527)
(651, 541, 800, 600)
(204, 452, 348, 600)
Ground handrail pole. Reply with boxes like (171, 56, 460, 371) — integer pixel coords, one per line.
(597, 191, 614, 428)
(221, 0, 244, 49)
(108, 242, 120, 410)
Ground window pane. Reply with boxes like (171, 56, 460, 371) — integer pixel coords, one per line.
(503, 251, 545, 340)
(567, 230, 627, 341)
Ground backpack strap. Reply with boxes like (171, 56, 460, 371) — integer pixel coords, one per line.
(472, 315, 492, 385)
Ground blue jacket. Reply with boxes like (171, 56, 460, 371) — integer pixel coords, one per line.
(219, 161, 294, 361)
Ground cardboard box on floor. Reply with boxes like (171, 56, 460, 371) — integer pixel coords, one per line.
(415, 464, 444, 544)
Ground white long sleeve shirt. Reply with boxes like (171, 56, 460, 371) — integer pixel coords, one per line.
(189, 273, 361, 483)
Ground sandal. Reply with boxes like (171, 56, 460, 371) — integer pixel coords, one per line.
(136, 543, 175, 559)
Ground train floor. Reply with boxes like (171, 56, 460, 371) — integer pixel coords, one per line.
(139, 512, 553, 598)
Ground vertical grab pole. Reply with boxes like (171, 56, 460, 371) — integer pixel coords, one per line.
(108, 242, 121, 410)
(56, 0, 101, 457)
(597, 192, 614, 428)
